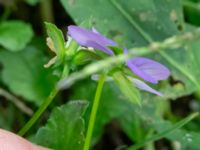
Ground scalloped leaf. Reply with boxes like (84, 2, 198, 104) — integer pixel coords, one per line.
(34, 100, 88, 150)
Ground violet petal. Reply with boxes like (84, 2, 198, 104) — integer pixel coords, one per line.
(67, 25, 116, 54)
(85, 40, 114, 55)
(129, 57, 170, 83)
(132, 78, 163, 96)
(124, 48, 170, 84)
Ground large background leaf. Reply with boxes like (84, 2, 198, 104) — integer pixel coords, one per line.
(0, 21, 33, 51)
(60, 0, 182, 46)
(0, 46, 56, 105)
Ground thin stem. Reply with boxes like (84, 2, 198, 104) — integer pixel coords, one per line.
(18, 64, 68, 136)
(40, 0, 54, 34)
(18, 87, 58, 136)
(83, 74, 106, 150)
(59, 28, 200, 89)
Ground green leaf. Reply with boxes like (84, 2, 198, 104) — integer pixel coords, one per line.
(0, 21, 33, 51)
(183, 0, 200, 26)
(34, 100, 88, 150)
(117, 93, 200, 150)
(151, 117, 200, 150)
(0, 46, 56, 105)
(45, 22, 66, 64)
(112, 71, 141, 105)
(128, 112, 199, 150)
(60, 0, 183, 47)
(119, 109, 145, 143)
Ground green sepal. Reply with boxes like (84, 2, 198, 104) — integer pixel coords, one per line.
(66, 40, 79, 56)
(45, 22, 66, 64)
(72, 49, 100, 66)
(112, 70, 141, 105)
(109, 46, 123, 55)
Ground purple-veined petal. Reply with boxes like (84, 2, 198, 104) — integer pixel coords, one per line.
(126, 60, 158, 83)
(129, 57, 170, 83)
(67, 25, 116, 54)
(124, 48, 170, 83)
(132, 78, 163, 96)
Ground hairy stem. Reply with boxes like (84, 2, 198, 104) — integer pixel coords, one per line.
(59, 28, 200, 89)
(18, 63, 68, 136)
(83, 74, 106, 150)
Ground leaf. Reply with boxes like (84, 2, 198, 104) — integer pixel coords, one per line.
(128, 112, 199, 150)
(0, 46, 56, 105)
(60, 0, 182, 47)
(117, 93, 200, 150)
(0, 21, 33, 51)
(183, 0, 200, 26)
(151, 118, 200, 150)
(34, 100, 88, 150)
(60, 0, 200, 98)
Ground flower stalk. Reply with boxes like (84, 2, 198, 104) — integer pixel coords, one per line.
(83, 74, 106, 150)
(18, 65, 69, 136)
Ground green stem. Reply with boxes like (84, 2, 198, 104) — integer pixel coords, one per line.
(40, 0, 54, 34)
(83, 74, 106, 150)
(18, 64, 68, 136)
(18, 87, 58, 136)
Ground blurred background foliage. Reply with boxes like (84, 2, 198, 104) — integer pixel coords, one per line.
(1, 0, 200, 150)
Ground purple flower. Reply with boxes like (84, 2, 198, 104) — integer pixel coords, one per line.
(126, 57, 170, 84)
(67, 25, 170, 96)
(124, 48, 170, 96)
(67, 25, 117, 55)
(124, 48, 170, 84)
